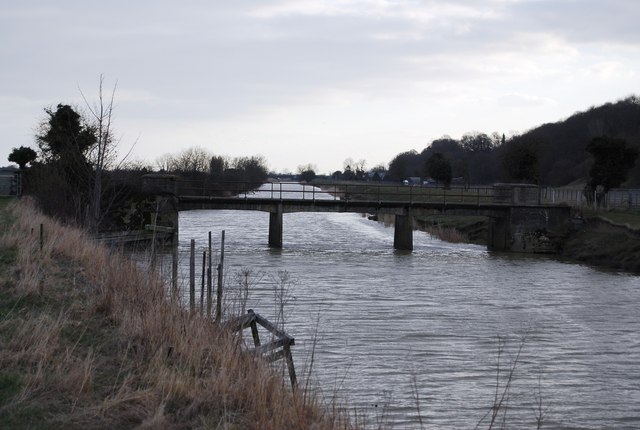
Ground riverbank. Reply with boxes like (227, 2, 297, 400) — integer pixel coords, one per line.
(0, 198, 352, 429)
(405, 208, 640, 274)
(561, 212, 640, 273)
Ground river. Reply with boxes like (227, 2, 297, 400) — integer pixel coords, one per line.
(171, 184, 640, 429)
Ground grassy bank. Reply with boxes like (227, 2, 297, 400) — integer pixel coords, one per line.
(561, 211, 640, 273)
(0, 199, 352, 429)
(412, 206, 640, 274)
(374, 212, 488, 245)
(414, 213, 488, 245)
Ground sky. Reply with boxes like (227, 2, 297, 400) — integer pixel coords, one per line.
(1, 1, 639, 174)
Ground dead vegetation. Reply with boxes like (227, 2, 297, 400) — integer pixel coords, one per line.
(0, 198, 355, 429)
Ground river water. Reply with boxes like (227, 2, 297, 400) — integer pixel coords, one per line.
(172, 184, 640, 429)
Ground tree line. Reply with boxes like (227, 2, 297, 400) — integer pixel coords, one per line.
(8, 81, 268, 231)
(8, 92, 640, 228)
(385, 96, 640, 190)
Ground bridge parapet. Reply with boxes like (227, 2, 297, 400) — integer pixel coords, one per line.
(493, 183, 540, 205)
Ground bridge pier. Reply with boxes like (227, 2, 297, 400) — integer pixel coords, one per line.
(393, 208, 414, 251)
(268, 204, 283, 248)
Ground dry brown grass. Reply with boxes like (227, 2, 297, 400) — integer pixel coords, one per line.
(424, 225, 469, 243)
(0, 198, 357, 429)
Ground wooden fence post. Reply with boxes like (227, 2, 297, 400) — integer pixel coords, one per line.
(215, 230, 225, 323)
(284, 344, 297, 390)
(250, 319, 261, 347)
(171, 230, 178, 302)
(200, 251, 206, 314)
(39, 223, 44, 253)
(189, 239, 195, 312)
(207, 231, 212, 318)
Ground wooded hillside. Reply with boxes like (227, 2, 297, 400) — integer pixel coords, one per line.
(388, 96, 640, 187)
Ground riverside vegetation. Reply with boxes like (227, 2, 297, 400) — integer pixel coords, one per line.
(0, 198, 357, 429)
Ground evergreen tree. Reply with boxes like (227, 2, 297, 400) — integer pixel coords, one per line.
(587, 136, 639, 192)
(425, 153, 452, 187)
(8, 146, 37, 169)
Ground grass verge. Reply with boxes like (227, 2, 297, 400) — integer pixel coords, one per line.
(587, 209, 640, 230)
(562, 212, 640, 273)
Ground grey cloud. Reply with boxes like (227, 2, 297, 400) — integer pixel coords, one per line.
(1, 0, 639, 169)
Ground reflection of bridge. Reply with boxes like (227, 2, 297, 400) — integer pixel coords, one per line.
(145, 177, 571, 252)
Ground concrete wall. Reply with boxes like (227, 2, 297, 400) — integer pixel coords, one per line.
(488, 206, 571, 253)
(493, 183, 540, 205)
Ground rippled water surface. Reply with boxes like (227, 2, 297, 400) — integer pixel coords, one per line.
(172, 185, 640, 429)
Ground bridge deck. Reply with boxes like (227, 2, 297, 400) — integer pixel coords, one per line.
(177, 194, 556, 216)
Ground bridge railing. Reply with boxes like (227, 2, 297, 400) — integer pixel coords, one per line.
(178, 179, 496, 205)
(317, 182, 496, 205)
(541, 187, 640, 210)
(175, 178, 640, 209)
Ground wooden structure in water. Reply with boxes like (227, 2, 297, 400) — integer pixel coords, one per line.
(232, 309, 297, 389)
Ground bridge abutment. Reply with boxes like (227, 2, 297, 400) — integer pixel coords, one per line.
(488, 206, 571, 252)
(269, 204, 283, 248)
(394, 209, 414, 251)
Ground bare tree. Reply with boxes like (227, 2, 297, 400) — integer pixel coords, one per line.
(296, 163, 317, 174)
(343, 157, 354, 172)
(155, 153, 177, 172)
(180, 147, 213, 172)
(80, 75, 137, 231)
(80, 75, 117, 231)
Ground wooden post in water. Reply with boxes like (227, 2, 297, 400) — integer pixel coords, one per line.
(189, 239, 195, 312)
(200, 251, 206, 314)
(207, 231, 212, 318)
(215, 230, 225, 323)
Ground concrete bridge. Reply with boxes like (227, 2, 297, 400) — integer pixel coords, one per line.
(144, 176, 572, 253)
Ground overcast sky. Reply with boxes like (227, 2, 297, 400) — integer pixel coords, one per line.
(1, 1, 639, 174)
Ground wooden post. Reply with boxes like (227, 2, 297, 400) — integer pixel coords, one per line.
(39, 223, 44, 253)
(215, 230, 225, 323)
(207, 231, 212, 318)
(284, 344, 297, 390)
(150, 209, 158, 269)
(200, 251, 206, 314)
(171, 232, 178, 301)
(250, 319, 261, 347)
(189, 239, 195, 312)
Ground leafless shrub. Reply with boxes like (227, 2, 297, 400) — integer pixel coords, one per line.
(475, 335, 527, 430)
